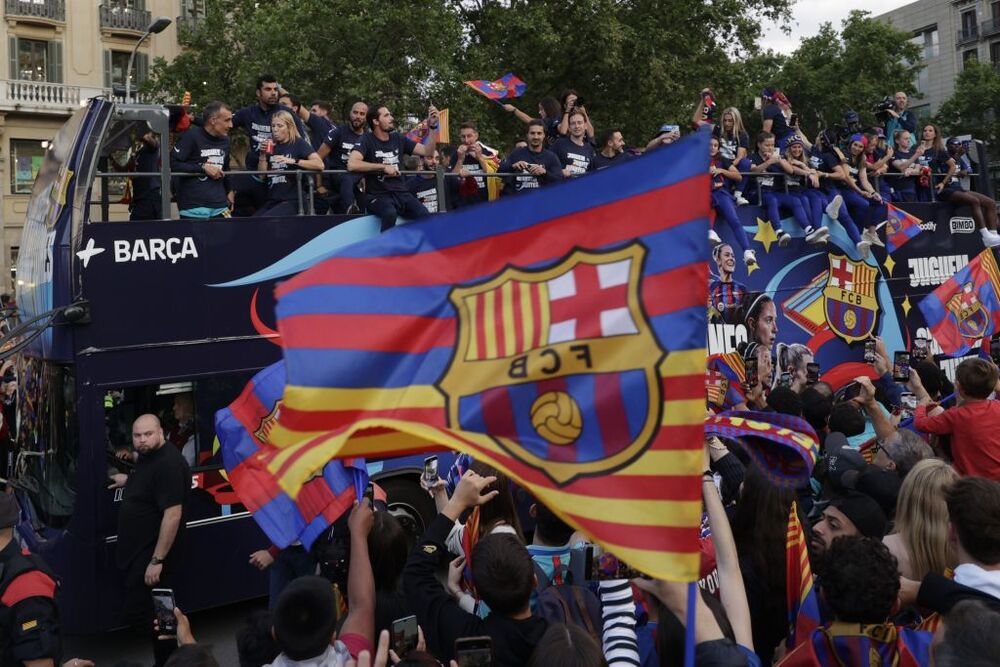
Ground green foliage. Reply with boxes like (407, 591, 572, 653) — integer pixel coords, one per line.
(777, 11, 922, 138)
(146, 3, 937, 153)
(935, 60, 1000, 149)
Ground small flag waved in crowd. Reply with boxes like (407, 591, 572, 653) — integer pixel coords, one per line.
(705, 411, 819, 488)
(215, 361, 367, 549)
(919, 247, 1000, 356)
(242, 132, 712, 582)
(884, 204, 923, 254)
(406, 108, 450, 146)
(464, 72, 527, 100)
(785, 501, 821, 650)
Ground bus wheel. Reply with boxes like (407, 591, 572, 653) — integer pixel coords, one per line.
(381, 477, 435, 543)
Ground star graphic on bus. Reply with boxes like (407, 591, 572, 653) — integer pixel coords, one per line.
(76, 237, 105, 268)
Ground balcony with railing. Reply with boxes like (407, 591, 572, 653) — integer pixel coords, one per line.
(4, 0, 65, 24)
(0, 80, 109, 114)
(175, 14, 204, 44)
(99, 2, 152, 35)
(956, 24, 980, 45)
(982, 18, 1000, 38)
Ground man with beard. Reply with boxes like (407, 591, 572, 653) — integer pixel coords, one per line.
(498, 121, 563, 195)
(230, 74, 306, 215)
(552, 110, 596, 177)
(448, 121, 498, 207)
(317, 101, 368, 214)
(129, 127, 162, 220)
(809, 490, 887, 568)
(347, 103, 440, 231)
(592, 127, 631, 170)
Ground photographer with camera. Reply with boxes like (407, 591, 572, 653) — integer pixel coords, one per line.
(882, 92, 916, 149)
(557, 90, 595, 141)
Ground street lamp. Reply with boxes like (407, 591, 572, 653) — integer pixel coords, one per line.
(125, 16, 172, 104)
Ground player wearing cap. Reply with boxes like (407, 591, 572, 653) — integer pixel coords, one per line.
(938, 136, 1000, 247)
(0, 493, 62, 666)
(810, 490, 888, 564)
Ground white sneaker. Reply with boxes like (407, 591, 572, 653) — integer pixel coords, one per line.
(778, 231, 792, 247)
(856, 240, 871, 259)
(863, 228, 885, 248)
(735, 192, 750, 206)
(825, 194, 843, 220)
(709, 229, 722, 245)
(743, 249, 757, 267)
(805, 226, 830, 244)
(981, 228, 1000, 247)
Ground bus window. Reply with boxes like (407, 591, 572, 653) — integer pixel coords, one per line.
(104, 370, 256, 472)
(13, 359, 78, 529)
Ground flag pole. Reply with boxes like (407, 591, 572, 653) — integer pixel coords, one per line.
(684, 581, 697, 667)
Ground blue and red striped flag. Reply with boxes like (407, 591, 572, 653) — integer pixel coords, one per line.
(884, 204, 923, 254)
(245, 132, 711, 581)
(785, 500, 822, 650)
(215, 361, 368, 549)
(405, 109, 450, 146)
(780, 623, 932, 666)
(706, 352, 745, 411)
(918, 248, 1000, 356)
(464, 72, 527, 100)
(705, 412, 820, 488)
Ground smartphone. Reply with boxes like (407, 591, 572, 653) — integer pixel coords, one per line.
(806, 362, 821, 385)
(893, 351, 911, 382)
(152, 588, 176, 635)
(363, 481, 375, 506)
(778, 372, 792, 389)
(836, 381, 862, 404)
(743, 356, 759, 389)
(583, 543, 644, 580)
(422, 456, 438, 484)
(901, 392, 917, 411)
(912, 336, 929, 361)
(455, 636, 493, 667)
(790, 113, 799, 127)
(391, 615, 418, 658)
(864, 339, 876, 364)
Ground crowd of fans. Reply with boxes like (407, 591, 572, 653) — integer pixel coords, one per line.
(18, 77, 998, 667)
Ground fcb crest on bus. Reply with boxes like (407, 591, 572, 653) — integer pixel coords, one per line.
(947, 282, 989, 339)
(823, 255, 879, 344)
(437, 244, 665, 485)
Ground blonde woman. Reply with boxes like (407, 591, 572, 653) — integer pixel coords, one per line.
(714, 107, 751, 204)
(883, 459, 958, 580)
(255, 110, 324, 217)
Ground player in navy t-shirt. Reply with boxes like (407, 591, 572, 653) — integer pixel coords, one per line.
(448, 121, 497, 207)
(254, 111, 324, 218)
(348, 104, 441, 231)
(760, 88, 795, 149)
(939, 135, 1000, 246)
(552, 110, 597, 177)
(708, 135, 756, 269)
(592, 128, 633, 170)
(317, 101, 368, 214)
(498, 121, 564, 195)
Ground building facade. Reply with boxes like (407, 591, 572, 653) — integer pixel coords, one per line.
(0, 0, 196, 291)
(876, 0, 1000, 120)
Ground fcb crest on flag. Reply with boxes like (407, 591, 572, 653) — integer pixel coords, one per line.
(439, 244, 664, 485)
(824, 254, 879, 344)
(947, 282, 989, 339)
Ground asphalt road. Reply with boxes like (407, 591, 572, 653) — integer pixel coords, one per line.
(63, 597, 267, 666)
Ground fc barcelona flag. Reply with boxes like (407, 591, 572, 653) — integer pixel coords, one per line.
(919, 248, 1000, 356)
(405, 109, 450, 146)
(464, 72, 527, 100)
(884, 204, 923, 254)
(785, 501, 822, 650)
(215, 361, 368, 549)
(250, 132, 710, 581)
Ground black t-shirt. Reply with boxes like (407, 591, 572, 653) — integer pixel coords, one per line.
(323, 126, 367, 170)
(170, 126, 231, 211)
(762, 104, 791, 140)
(890, 148, 916, 193)
(713, 127, 750, 162)
(552, 137, 596, 176)
(447, 151, 489, 203)
(711, 155, 733, 191)
(305, 113, 334, 151)
(353, 132, 417, 195)
(116, 444, 190, 567)
(407, 175, 439, 213)
(498, 146, 564, 194)
(265, 138, 315, 202)
(231, 103, 307, 166)
(592, 151, 632, 170)
(133, 142, 161, 198)
(749, 152, 782, 192)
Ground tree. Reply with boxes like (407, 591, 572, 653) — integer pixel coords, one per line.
(935, 60, 1000, 149)
(777, 11, 922, 138)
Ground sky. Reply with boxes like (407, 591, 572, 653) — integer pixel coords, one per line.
(759, 0, 916, 54)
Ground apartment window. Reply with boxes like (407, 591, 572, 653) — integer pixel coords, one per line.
(961, 9, 978, 37)
(914, 66, 929, 94)
(10, 139, 47, 195)
(9, 247, 17, 293)
(105, 0, 147, 9)
(180, 0, 206, 18)
(992, 40, 1000, 65)
(104, 49, 147, 88)
(8, 37, 62, 83)
(911, 26, 939, 59)
(964, 48, 979, 67)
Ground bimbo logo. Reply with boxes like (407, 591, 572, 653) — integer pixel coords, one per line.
(949, 217, 976, 234)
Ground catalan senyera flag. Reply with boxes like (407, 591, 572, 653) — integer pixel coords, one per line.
(249, 131, 711, 581)
(884, 204, 923, 254)
(464, 72, 527, 100)
(918, 248, 1000, 356)
(785, 501, 822, 650)
(215, 361, 368, 549)
(405, 109, 450, 146)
